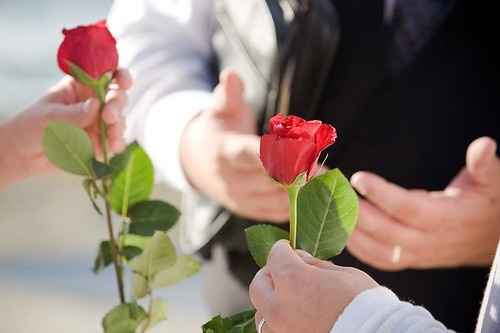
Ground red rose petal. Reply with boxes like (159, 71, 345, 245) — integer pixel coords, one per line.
(57, 21, 118, 80)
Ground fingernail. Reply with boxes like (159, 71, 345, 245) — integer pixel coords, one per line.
(82, 99, 93, 112)
(273, 239, 290, 249)
(351, 173, 367, 196)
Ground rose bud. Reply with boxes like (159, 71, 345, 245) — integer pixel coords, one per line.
(260, 114, 337, 186)
(57, 20, 118, 81)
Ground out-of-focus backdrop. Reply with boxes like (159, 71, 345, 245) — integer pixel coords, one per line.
(0, 1, 210, 331)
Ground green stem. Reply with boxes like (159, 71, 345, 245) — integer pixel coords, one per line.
(287, 185, 300, 249)
(140, 290, 154, 333)
(96, 86, 126, 304)
(104, 201, 126, 304)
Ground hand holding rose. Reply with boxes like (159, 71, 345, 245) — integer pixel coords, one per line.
(250, 240, 378, 333)
(349, 137, 500, 270)
(0, 69, 131, 190)
(180, 70, 290, 223)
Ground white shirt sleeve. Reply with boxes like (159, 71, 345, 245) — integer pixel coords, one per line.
(107, 0, 216, 191)
(331, 287, 455, 333)
(108, 0, 224, 253)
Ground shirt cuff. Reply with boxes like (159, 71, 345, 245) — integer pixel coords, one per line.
(139, 90, 213, 191)
(331, 287, 400, 333)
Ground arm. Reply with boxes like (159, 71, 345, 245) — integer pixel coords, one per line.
(107, 0, 216, 190)
(250, 241, 455, 333)
(108, 3, 291, 252)
(0, 71, 130, 190)
(332, 287, 453, 333)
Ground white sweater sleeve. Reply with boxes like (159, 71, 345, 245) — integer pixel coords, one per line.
(108, 0, 216, 191)
(331, 287, 455, 333)
(108, 0, 224, 253)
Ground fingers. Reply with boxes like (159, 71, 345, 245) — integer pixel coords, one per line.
(229, 186, 288, 223)
(101, 89, 127, 153)
(356, 199, 425, 246)
(102, 89, 127, 125)
(107, 120, 126, 152)
(44, 98, 99, 127)
(218, 134, 262, 171)
(267, 240, 309, 283)
(254, 312, 276, 333)
(112, 68, 133, 90)
(212, 69, 248, 117)
(351, 172, 423, 223)
(249, 268, 275, 319)
(466, 137, 500, 185)
(347, 229, 416, 271)
(296, 250, 338, 270)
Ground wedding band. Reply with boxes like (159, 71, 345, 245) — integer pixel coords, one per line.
(392, 245, 402, 264)
(258, 318, 267, 333)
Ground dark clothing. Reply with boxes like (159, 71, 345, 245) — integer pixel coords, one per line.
(205, 1, 500, 331)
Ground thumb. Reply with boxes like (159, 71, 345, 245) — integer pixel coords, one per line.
(45, 98, 99, 127)
(467, 137, 500, 185)
(212, 69, 248, 117)
(266, 240, 307, 282)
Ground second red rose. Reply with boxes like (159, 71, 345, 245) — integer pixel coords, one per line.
(260, 114, 337, 185)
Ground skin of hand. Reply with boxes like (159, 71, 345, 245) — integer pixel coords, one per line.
(250, 240, 379, 333)
(180, 69, 289, 223)
(0, 69, 132, 189)
(348, 137, 500, 271)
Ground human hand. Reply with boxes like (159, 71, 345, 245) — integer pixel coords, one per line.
(180, 70, 289, 223)
(348, 137, 500, 270)
(0, 69, 132, 188)
(250, 240, 378, 333)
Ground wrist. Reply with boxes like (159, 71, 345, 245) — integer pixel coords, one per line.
(0, 119, 25, 189)
(179, 113, 207, 191)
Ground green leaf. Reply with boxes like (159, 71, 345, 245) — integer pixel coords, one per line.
(245, 225, 289, 268)
(93, 241, 112, 274)
(109, 142, 136, 175)
(202, 309, 257, 333)
(102, 303, 147, 333)
(109, 143, 154, 215)
(120, 234, 151, 262)
(82, 179, 103, 215)
(132, 273, 148, 299)
(123, 246, 142, 261)
(297, 169, 359, 260)
(129, 200, 180, 236)
(42, 121, 94, 176)
(203, 316, 228, 333)
(121, 233, 150, 250)
(92, 158, 113, 178)
(151, 256, 201, 289)
(139, 299, 167, 331)
(129, 231, 177, 279)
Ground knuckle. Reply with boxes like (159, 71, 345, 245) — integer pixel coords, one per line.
(280, 265, 306, 285)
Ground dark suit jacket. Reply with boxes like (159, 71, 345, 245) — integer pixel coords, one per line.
(207, 1, 500, 331)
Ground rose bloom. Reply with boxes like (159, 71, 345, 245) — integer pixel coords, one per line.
(57, 20, 118, 80)
(260, 114, 337, 185)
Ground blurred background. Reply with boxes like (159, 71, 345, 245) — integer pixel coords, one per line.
(0, 0, 210, 331)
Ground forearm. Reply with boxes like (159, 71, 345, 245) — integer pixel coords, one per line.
(332, 287, 454, 333)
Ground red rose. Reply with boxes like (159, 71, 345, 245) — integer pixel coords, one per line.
(57, 20, 118, 80)
(260, 114, 337, 185)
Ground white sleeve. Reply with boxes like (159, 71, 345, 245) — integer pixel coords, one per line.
(107, 0, 216, 191)
(331, 287, 455, 333)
